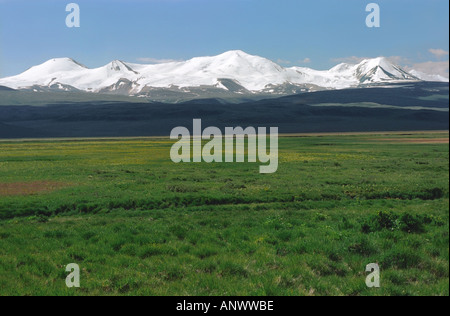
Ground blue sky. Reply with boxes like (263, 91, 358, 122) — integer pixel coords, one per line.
(0, 0, 448, 77)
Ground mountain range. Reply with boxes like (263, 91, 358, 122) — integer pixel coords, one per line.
(0, 50, 447, 101)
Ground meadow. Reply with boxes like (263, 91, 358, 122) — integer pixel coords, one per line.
(0, 132, 448, 296)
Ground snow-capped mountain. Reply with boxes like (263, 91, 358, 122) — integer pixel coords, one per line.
(0, 50, 441, 99)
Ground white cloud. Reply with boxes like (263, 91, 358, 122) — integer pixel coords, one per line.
(277, 58, 310, 65)
(331, 56, 368, 64)
(300, 58, 311, 64)
(136, 57, 183, 64)
(276, 59, 291, 65)
(385, 56, 411, 65)
(406, 61, 449, 79)
(429, 49, 449, 59)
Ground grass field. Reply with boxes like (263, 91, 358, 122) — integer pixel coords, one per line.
(0, 132, 448, 296)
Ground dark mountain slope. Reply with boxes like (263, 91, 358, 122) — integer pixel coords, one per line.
(0, 82, 447, 139)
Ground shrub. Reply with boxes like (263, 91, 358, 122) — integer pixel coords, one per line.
(348, 237, 378, 256)
(400, 213, 425, 233)
(361, 211, 399, 233)
(362, 211, 430, 234)
(36, 214, 49, 223)
(382, 249, 423, 269)
(169, 225, 188, 240)
(421, 187, 445, 200)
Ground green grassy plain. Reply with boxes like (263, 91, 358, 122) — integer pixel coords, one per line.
(0, 133, 448, 296)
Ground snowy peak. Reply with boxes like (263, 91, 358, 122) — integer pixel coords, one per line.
(355, 57, 418, 83)
(202, 50, 262, 62)
(329, 62, 355, 73)
(104, 60, 138, 75)
(359, 57, 393, 70)
(0, 58, 88, 89)
(25, 58, 87, 75)
(218, 50, 284, 73)
(215, 50, 251, 59)
(132, 50, 288, 91)
(185, 50, 284, 78)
